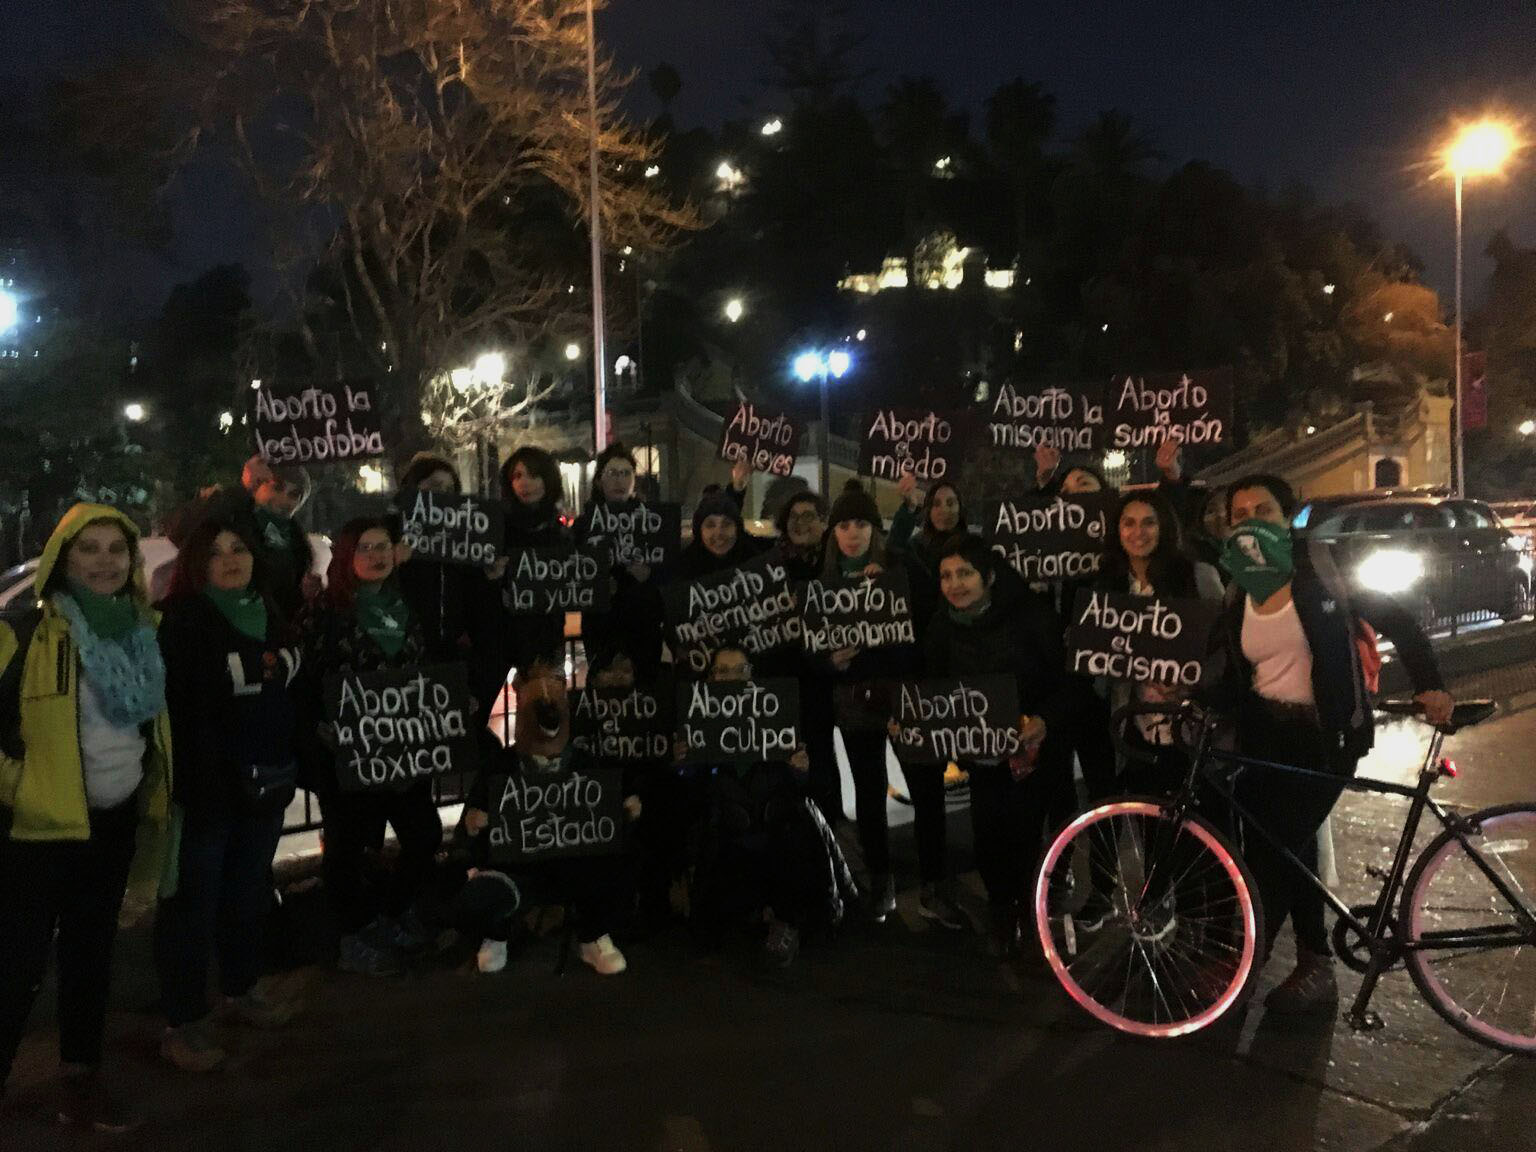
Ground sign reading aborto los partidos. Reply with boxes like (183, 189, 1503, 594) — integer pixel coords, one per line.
(892, 676, 1023, 765)
(1103, 368, 1233, 451)
(502, 546, 612, 614)
(800, 569, 915, 653)
(986, 492, 1113, 584)
(253, 379, 384, 466)
(585, 500, 681, 570)
(1064, 588, 1221, 687)
(324, 664, 476, 793)
(719, 401, 802, 478)
(486, 761, 626, 863)
(570, 684, 674, 762)
(400, 491, 505, 567)
(858, 408, 966, 482)
(664, 553, 803, 676)
(677, 677, 801, 764)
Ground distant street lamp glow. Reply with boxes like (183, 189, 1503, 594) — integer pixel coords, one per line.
(450, 367, 475, 393)
(0, 290, 17, 334)
(1520, 419, 1536, 437)
(761, 118, 783, 137)
(1103, 450, 1128, 471)
(123, 403, 146, 423)
(1383, 312, 1394, 323)
(1446, 120, 1519, 177)
(643, 165, 660, 179)
(715, 160, 744, 191)
(793, 352, 821, 382)
(473, 352, 506, 385)
(724, 297, 745, 323)
(250, 378, 262, 391)
(564, 342, 582, 361)
(217, 410, 234, 431)
(856, 329, 867, 341)
(1322, 283, 1336, 295)
(614, 355, 633, 375)
(827, 349, 852, 378)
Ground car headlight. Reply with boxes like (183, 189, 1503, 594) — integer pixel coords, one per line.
(1520, 554, 1534, 577)
(1356, 549, 1424, 595)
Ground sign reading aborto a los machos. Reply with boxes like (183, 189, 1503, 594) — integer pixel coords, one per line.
(253, 379, 385, 465)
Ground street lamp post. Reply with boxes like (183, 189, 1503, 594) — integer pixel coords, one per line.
(794, 349, 853, 496)
(1444, 119, 1518, 496)
(584, 0, 608, 454)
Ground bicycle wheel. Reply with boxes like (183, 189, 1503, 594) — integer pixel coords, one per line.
(1034, 799, 1263, 1038)
(1400, 802, 1536, 1054)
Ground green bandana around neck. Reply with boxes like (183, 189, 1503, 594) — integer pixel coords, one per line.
(255, 507, 291, 551)
(355, 581, 410, 657)
(203, 584, 268, 642)
(838, 551, 869, 577)
(947, 593, 992, 625)
(64, 586, 140, 641)
(1220, 519, 1295, 604)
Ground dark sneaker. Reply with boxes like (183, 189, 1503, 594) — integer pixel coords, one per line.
(917, 883, 966, 931)
(55, 1068, 144, 1134)
(870, 873, 897, 921)
(338, 930, 406, 976)
(160, 1017, 227, 1073)
(1073, 891, 1115, 934)
(763, 920, 800, 968)
(1264, 953, 1339, 1016)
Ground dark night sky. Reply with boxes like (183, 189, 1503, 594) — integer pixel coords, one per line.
(5, 0, 1536, 312)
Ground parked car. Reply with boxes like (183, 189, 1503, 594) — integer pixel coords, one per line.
(1293, 495, 1531, 625)
(1489, 499, 1536, 544)
(0, 533, 332, 615)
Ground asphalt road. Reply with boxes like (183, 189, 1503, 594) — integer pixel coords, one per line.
(5, 693, 1536, 1152)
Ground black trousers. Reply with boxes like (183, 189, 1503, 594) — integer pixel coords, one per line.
(842, 730, 946, 883)
(0, 796, 139, 1089)
(319, 781, 443, 935)
(800, 683, 843, 830)
(1235, 703, 1356, 957)
(967, 750, 1068, 912)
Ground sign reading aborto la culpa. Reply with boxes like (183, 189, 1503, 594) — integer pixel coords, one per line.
(253, 378, 385, 466)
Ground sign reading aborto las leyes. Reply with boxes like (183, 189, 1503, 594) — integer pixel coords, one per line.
(986, 492, 1113, 584)
(324, 664, 477, 793)
(1064, 588, 1221, 687)
(719, 401, 802, 478)
(253, 379, 384, 466)
(677, 677, 801, 764)
(891, 676, 1022, 765)
(858, 408, 966, 482)
(501, 546, 613, 614)
(400, 491, 505, 567)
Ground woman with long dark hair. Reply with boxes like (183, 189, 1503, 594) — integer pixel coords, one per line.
(575, 443, 668, 676)
(493, 446, 571, 679)
(298, 517, 439, 977)
(888, 474, 968, 639)
(154, 506, 303, 1072)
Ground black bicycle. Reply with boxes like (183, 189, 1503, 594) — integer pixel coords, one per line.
(1033, 697, 1536, 1054)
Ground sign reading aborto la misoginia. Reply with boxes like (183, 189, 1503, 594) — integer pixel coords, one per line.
(323, 664, 476, 792)
(400, 491, 505, 567)
(252, 378, 385, 466)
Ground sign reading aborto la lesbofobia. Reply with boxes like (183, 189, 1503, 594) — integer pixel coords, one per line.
(253, 379, 385, 466)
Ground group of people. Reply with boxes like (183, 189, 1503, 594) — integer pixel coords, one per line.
(0, 435, 1452, 1135)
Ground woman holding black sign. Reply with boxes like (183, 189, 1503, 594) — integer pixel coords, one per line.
(394, 454, 493, 664)
(923, 535, 1069, 956)
(819, 482, 937, 926)
(888, 473, 969, 641)
(297, 517, 440, 978)
(576, 444, 668, 678)
(154, 506, 303, 1072)
(493, 446, 572, 678)
(677, 483, 767, 581)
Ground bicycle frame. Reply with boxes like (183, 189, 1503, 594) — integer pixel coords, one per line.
(1155, 714, 1536, 1031)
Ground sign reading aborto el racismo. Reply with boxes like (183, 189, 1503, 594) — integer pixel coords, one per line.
(1064, 588, 1221, 687)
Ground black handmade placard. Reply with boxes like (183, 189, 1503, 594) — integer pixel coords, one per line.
(858, 408, 966, 483)
(1103, 369, 1232, 452)
(570, 685, 674, 762)
(677, 677, 801, 764)
(664, 553, 803, 676)
(719, 401, 802, 478)
(986, 492, 1113, 583)
(253, 379, 384, 466)
(800, 568, 916, 654)
(400, 490, 505, 568)
(1065, 588, 1221, 686)
(584, 500, 681, 571)
(502, 547, 612, 614)
(324, 664, 476, 792)
(983, 382, 1103, 454)
(892, 676, 1022, 765)
(485, 762, 625, 863)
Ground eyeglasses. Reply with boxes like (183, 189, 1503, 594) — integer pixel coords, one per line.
(355, 540, 394, 555)
(787, 509, 824, 524)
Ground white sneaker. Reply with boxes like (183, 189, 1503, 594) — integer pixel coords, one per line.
(476, 938, 508, 973)
(578, 934, 627, 975)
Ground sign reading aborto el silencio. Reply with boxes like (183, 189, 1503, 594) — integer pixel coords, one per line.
(677, 677, 801, 764)
(719, 401, 802, 478)
(570, 685, 673, 761)
(986, 491, 1113, 584)
(324, 664, 476, 792)
(485, 761, 625, 863)
(1065, 588, 1221, 687)
(253, 379, 384, 466)
(585, 500, 681, 570)
(664, 553, 803, 676)
(858, 408, 967, 482)
(800, 569, 915, 653)
(400, 490, 505, 567)
(892, 676, 1022, 765)
(501, 546, 612, 614)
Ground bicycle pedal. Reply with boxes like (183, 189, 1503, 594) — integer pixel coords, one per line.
(1364, 865, 1390, 880)
(1346, 1009, 1385, 1033)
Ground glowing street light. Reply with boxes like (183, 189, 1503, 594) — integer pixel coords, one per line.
(217, 410, 234, 431)
(826, 349, 852, 378)
(450, 367, 475, 393)
(123, 402, 146, 423)
(1442, 118, 1522, 495)
(473, 351, 506, 385)
(761, 118, 783, 137)
(564, 342, 582, 362)
(1519, 419, 1535, 437)
(1322, 283, 1336, 296)
(724, 297, 745, 323)
(0, 289, 17, 334)
(715, 160, 745, 192)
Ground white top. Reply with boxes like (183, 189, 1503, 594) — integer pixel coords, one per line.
(1241, 597, 1315, 706)
(78, 675, 146, 810)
